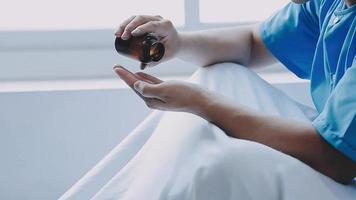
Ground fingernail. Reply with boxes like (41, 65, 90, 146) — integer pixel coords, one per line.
(131, 29, 140, 35)
(121, 34, 129, 40)
(134, 81, 144, 91)
(113, 65, 121, 70)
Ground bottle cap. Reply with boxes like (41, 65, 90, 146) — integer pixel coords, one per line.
(150, 42, 165, 62)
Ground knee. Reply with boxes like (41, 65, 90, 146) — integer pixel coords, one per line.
(188, 62, 254, 87)
(187, 63, 259, 102)
(191, 62, 246, 78)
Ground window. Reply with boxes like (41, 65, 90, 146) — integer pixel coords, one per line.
(0, 0, 289, 82)
(200, 0, 289, 23)
(0, 0, 184, 30)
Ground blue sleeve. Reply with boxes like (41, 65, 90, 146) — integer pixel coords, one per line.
(312, 60, 356, 161)
(260, 1, 321, 79)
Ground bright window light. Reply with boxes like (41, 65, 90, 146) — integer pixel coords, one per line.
(200, 0, 290, 23)
(0, 0, 184, 31)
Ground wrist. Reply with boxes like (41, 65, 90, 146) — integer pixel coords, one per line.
(176, 32, 189, 59)
(190, 89, 219, 121)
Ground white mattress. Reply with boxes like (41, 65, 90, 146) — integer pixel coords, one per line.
(60, 63, 356, 200)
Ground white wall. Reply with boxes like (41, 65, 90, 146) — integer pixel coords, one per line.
(0, 88, 151, 200)
(0, 80, 313, 200)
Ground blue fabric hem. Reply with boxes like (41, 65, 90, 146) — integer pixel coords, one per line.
(312, 117, 356, 162)
(259, 22, 310, 80)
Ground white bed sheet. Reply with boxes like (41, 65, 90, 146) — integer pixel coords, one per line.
(60, 63, 356, 200)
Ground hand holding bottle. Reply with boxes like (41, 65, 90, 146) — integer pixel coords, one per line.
(115, 15, 181, 67)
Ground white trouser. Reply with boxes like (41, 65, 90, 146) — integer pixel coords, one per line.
(60, 63, 356, 200)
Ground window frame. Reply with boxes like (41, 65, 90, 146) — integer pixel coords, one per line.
(0, 0, 286, 82)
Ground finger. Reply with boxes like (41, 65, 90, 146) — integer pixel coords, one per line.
(121, 16, 160, 40)
(135, 72, 163, 84)
(114, 65, 156, 84)
(131, 19, 172, 37)
(134, 80, 163, 99)
(115, 15, 136, 37)
(132, 73, 155, 84)
(113, 65, 139, 88)
(114, 66, 151, 100)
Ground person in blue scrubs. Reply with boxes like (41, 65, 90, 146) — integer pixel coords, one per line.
(261, 0, 356, 173)
(114, 0, 355, 184)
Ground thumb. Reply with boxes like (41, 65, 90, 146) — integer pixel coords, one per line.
(133, 81, 161, 99)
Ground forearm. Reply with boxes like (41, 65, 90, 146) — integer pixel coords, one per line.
(177, 24, 276, 67)
(197, 93, 356, 183)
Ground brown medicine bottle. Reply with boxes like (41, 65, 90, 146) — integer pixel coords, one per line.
(115, 33, 165, 70)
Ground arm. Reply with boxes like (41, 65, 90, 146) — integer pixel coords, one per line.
(115, 16, 277, 68)
(197, 92, 356, 184)
(114, 66, 356, 184)
(177, 24, 278, 67)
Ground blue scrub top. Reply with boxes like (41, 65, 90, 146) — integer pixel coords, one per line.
(260, 0, 356, 161)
